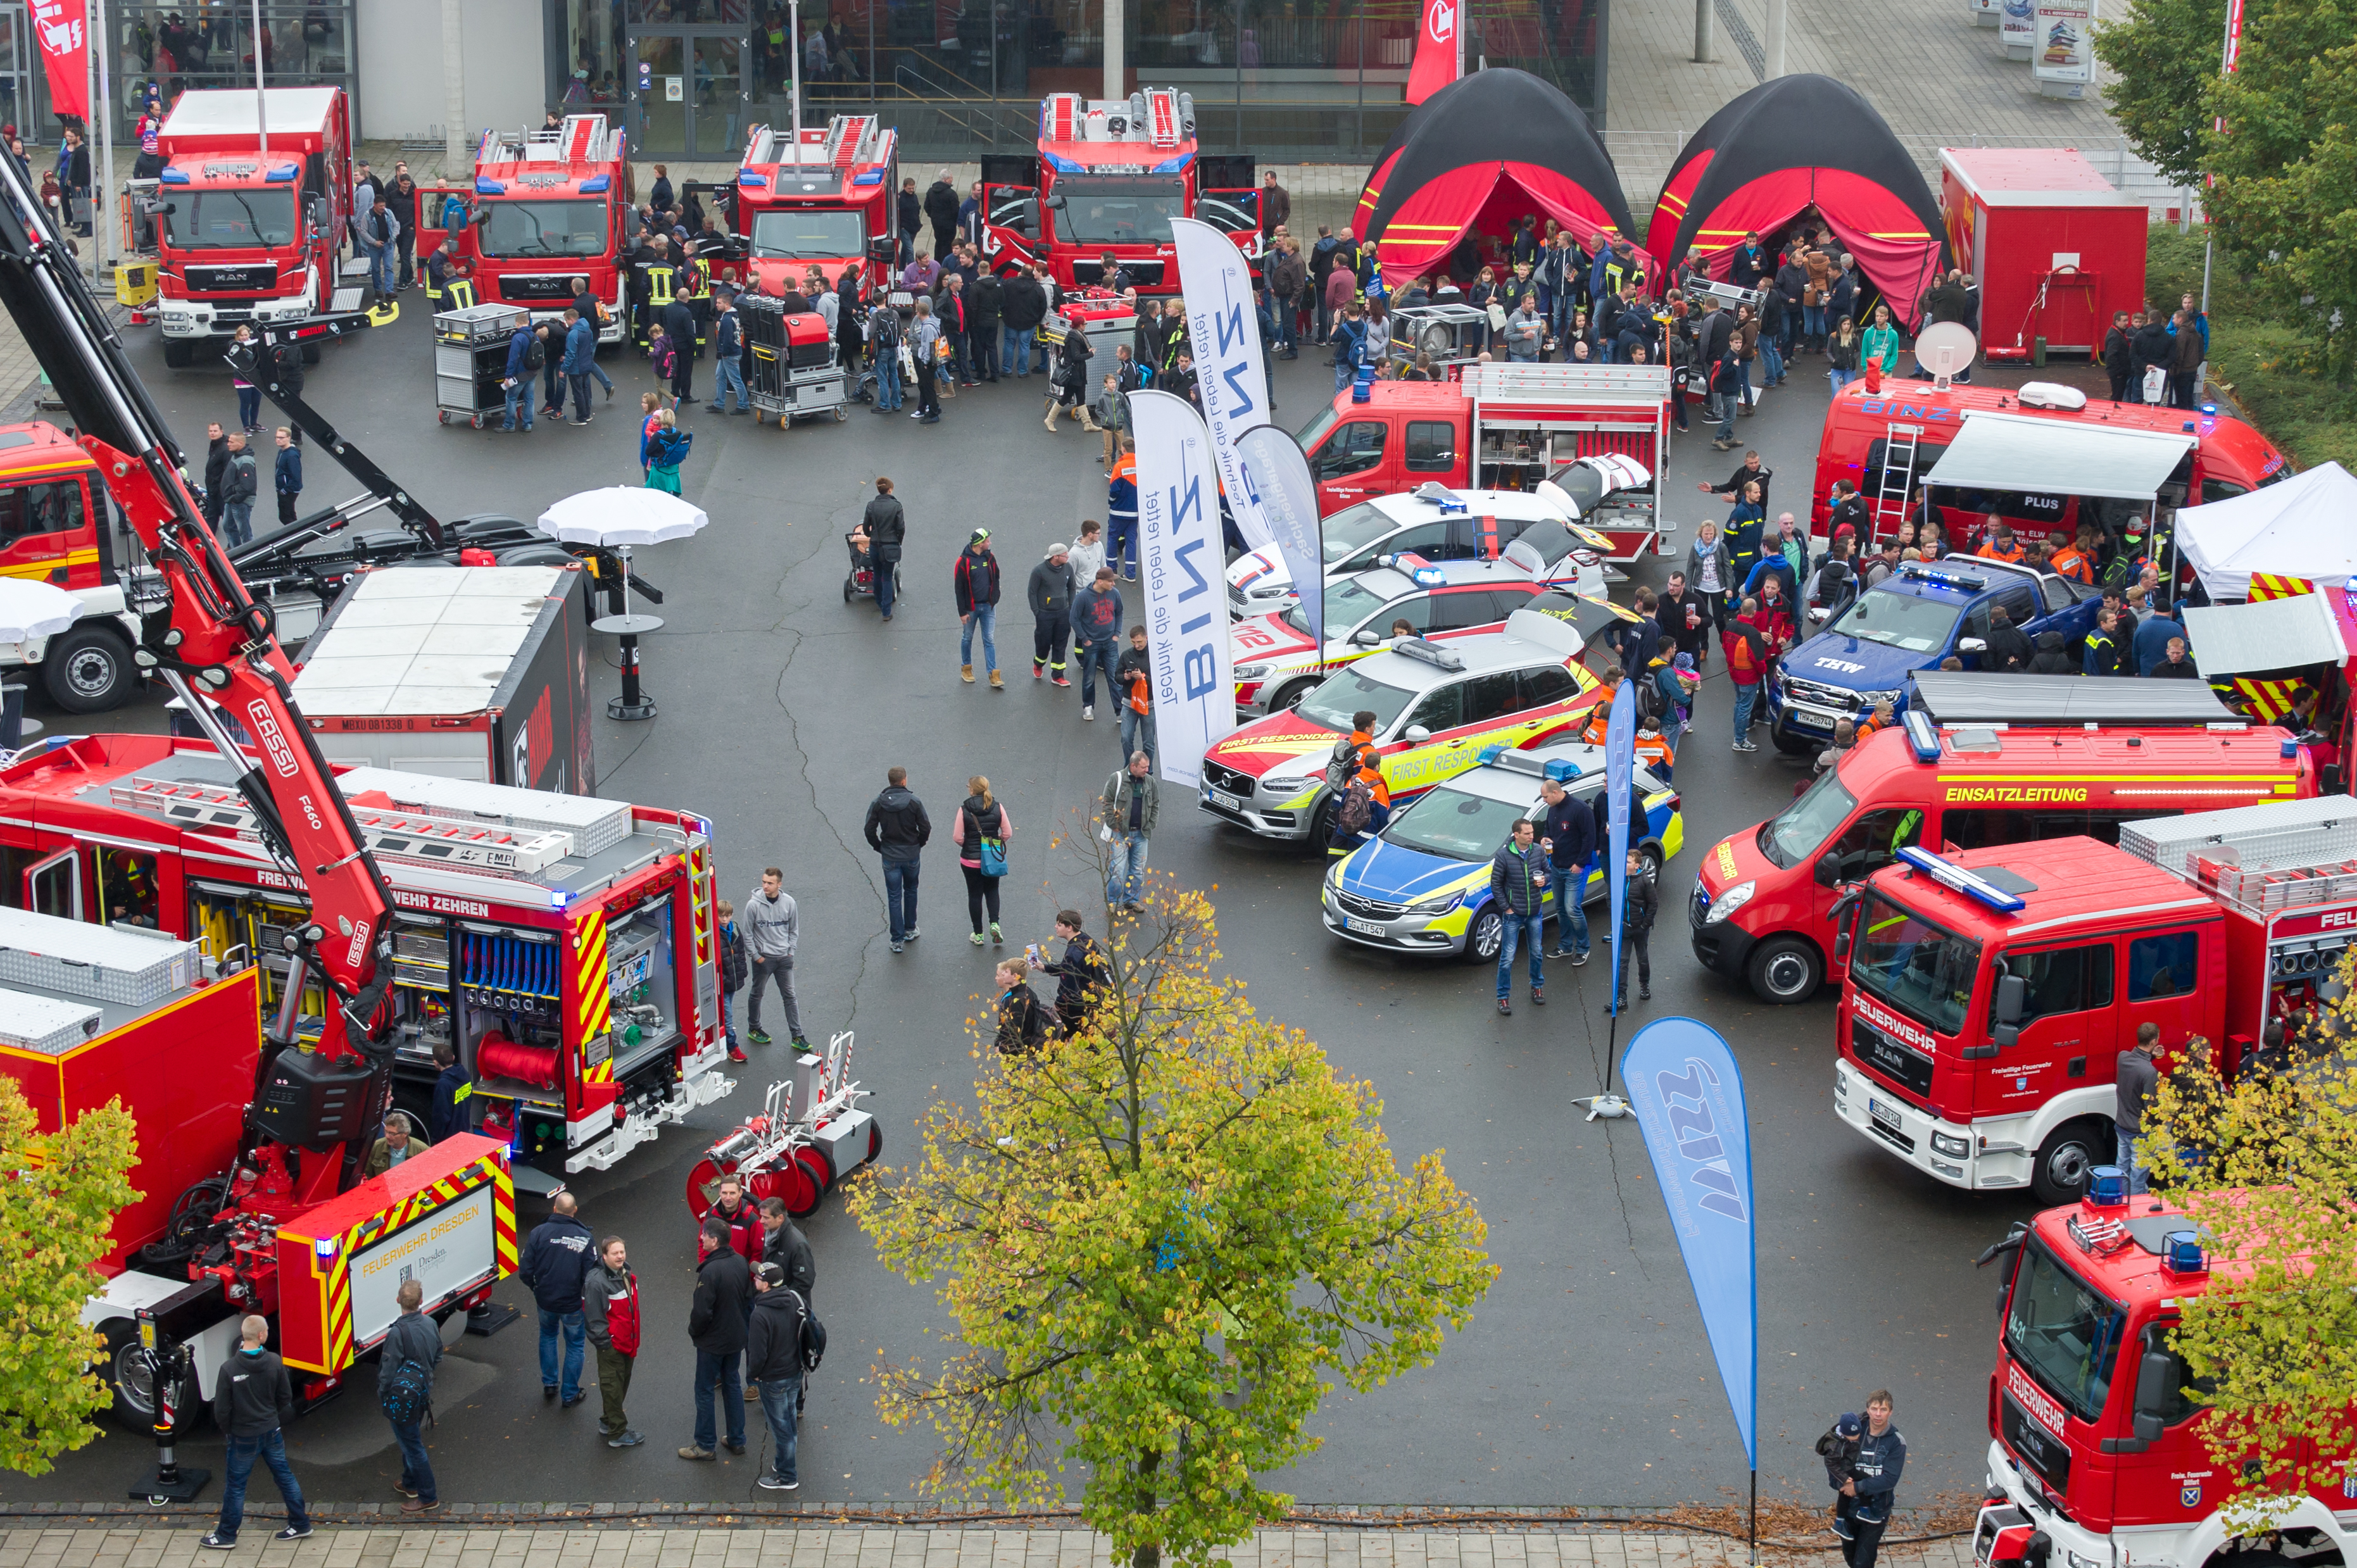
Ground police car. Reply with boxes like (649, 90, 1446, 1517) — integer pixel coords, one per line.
(1322, 741, 1681, 960)
(1233, 549, 1559, 719)
(1226, 480, 1620, 618)
(1765, 557, 2100, 755)
(1202, 598, 1609, 845)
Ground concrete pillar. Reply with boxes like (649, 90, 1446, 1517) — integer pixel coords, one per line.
(1103, 0, 1124, 102)
(1765, 0, 1787, 75)
(443, 0, 467, 172)
(1694, 0, 1714, 63)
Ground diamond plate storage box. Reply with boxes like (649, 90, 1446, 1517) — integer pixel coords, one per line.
(434, 303, 530, 425)
(0, 987, 105, 1054)
(0, 907, 199, 1007)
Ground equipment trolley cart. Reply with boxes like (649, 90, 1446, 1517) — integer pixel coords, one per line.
(435, 303, 531, 428)
(743, 296, 847, 427)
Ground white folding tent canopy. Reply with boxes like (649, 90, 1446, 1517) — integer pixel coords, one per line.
(1921, 410, 2197, 500)
(2174, 461, 2357, 601)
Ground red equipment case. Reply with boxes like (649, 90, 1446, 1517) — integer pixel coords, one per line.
(1938, 147, 2149, 361)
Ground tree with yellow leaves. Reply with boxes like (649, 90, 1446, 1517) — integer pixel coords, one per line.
(2137, 970, 2357, 1528)
(848, 851, 1495, 1568)
(0, 1076, 139, 1474)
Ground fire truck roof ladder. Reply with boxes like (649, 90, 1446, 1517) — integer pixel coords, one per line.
(2120, 796, 2357, 918)
(826, 115, 879, 168)
(1873, 422, 1925, 537)
(1043, 93, 1084, 144)
(1145, 89, 1181, 149)
(108, 774, 579, 877)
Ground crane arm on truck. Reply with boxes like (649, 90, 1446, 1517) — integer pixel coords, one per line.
(0, 130, 400, 1139)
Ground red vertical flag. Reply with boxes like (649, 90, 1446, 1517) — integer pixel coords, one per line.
(1405, 0, 1461, 106)
(32, 0, 89, 120)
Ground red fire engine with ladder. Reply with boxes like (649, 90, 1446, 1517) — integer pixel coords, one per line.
(734, 115, 898, 298)
(0, 124, 708, 1495)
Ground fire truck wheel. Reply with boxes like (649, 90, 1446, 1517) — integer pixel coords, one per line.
(161, 340, 194, 369)
(41, 624, 135, 713)
(2030, 1120, 2109, 1206)
(1745, 936, 1822, 1003)
(1462, 906, 1504, 965)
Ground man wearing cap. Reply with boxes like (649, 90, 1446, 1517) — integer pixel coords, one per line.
(743, 1261, 810, 1491)
(953, 530, 1003, 688)
(1029, 541, 1076, 686)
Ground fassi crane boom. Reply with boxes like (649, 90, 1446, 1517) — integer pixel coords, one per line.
(0, 125, 397, 1204)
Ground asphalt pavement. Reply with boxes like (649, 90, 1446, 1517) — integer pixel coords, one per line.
(0, 308, 2037, 1514)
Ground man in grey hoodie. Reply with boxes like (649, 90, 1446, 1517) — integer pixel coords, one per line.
(743, 867, 808, 1049)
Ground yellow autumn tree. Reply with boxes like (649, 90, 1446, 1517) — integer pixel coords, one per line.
(0, 1076, 139, 1474)
(848, 848, 1494, 1568)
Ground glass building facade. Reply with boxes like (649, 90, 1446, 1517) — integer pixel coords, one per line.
(555, 0, 1607, 163)
(16, 1, 364, 145)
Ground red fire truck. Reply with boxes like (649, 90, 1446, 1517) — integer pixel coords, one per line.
(1812, 373, 2293, 543)
(734, 116, 896, 298)
(151, 87, 357, 369)
(1834, 793, 2357, 1204)
(1297, 363, 1673, 563)
(0, 737, 731, 1186)
(467, 115, 634, 344)
(1973, 1183, 2356, 1568)
(1692, 697, 2315, 1005)
(978, 89, 1260, 292)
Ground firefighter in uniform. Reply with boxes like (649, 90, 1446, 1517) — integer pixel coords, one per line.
(632, 236, 678, 349)
(678, 241, 714, 349)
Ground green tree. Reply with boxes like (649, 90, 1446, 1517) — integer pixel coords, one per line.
(2201, 3, 2357, 380)
(2091, 0, 2242, 188)
(2139, 978, 2357, 1526)
(0, 1078, 140, 1475)
(849, 856, 1495, 1568)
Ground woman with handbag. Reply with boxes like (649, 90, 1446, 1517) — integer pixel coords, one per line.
(1047, 325, 1094, 434)
(953, 775, 1013, 946)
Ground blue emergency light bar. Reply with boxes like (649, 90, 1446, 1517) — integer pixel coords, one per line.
(1392, 636, 1465, 672)
(2163, 1231, 2207, 1275)
(158, 168, 190, 184)
(738, 171, 769, 186)
(1897, 564, 1986, 593)
(1152, 153, 1195, 175)
(1478, 744, 1506, 765)
(1474, 748, 1587, 782)
(1901, 709, 1942, 763)
(1545, 757, 1585, 781)
(853, 168, 885, 185)
(579, 173, 611, 194)
(475, 177, 506, 195)
(1386, 551, 1447, 587)
(1352, 365, 1376, 403)
(1896, 846, 2025, 914)
(265, 163, 299, 182)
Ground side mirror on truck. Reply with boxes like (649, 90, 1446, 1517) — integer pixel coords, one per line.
(1993, 972, 2025, 1047)
(1959, 637, 1989, 654)
(2130, 1349, 2177, 1444)
(1814, 851, 1842, 889)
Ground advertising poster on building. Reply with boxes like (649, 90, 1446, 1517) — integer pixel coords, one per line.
(2032, 0, 2095, 95)
(1999, 0, 2037, 59)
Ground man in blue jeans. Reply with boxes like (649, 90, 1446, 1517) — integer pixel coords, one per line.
(864, 766, 931, 954)
(682, 1215, 751, 1460)
(203, 1315, 313, 1546)
(1538, 777, 1594, 963)
(379, 1278, 444, 1514)
(744, 1262, 807, 1491)
(500, 323, 537, 432)
(517, 1190, 597, 1406)
(1490, 818, 1550, 1015)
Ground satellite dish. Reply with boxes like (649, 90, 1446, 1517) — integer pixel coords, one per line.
(1913, 322, 1977, 388)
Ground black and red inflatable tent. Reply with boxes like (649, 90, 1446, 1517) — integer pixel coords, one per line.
(1644, 75, 1948, 327)
(1352, 68, 1641, 285)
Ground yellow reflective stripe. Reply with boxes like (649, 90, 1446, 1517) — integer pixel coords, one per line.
(0, 550, 97, 578)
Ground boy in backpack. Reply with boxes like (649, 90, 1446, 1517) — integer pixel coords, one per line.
(717, 899, 749, 1063)
(650, 325, 681, 411)
(744, 1262, 808, 1491)
(1328, 758, 1391, 855)
(379, 1279, 442, 1514)
(1816, 1412, 1863, 1540)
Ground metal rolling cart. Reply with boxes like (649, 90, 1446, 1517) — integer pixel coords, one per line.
(434, 302, 530, 428)
(743, 295, 848, 427)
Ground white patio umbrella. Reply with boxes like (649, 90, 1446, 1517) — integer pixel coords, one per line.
(0, 577, 85, 643)
(537, 487, 711, 548)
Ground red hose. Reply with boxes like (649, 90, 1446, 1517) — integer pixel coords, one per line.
(475, 1032, 561, 1090)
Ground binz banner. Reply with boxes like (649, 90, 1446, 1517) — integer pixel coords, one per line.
(34, 0, 89, 120)
(1169, 216, 1276, 553)
(1131, 389, 1235, 790)
(1231, 424, 1324, 651)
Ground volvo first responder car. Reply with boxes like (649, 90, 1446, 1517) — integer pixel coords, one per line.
(1322, 740, 1681, 960)
(1232, 548, 1557, 718)
(1226, 479, 1621, 618)
(1765, 558, 2101, 754)
(1201, 601, 1609, 846)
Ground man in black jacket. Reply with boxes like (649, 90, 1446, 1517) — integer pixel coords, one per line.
(968, 270, 1003, 381)
(385, 164, 422, 289)
(863, 476, 905, 620)
(201, 422, 229, 527)
(896, 177, 922, 265)
(1538, 777, 1596, 963)
(2130, 312, 2175, 405)
(1000, 267, 1047, 380)
(518, 1190, 597, 1407)
(204, 1315, 311, 1546)
(379, 1279, 443, 1514)
(1029, 541, 1075, 684)
(758, 1196, 817, 1300)
(1615, 847, 1659, 1007)
(1031, 908, 1110, 1036)
(953, 529, 1002, 686)
(744, 1262, 808, 1490)
(864, 765, 930, 952)
(1979, 603, 2033, 674)
(682, 1215, 750, 1459)
(924, 170, 960, 260)
(2102, 311, 2134, 403)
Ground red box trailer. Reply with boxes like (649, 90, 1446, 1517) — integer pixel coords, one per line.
(1937, 147, 2149, 361)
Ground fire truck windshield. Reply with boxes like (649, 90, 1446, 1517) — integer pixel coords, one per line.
(751, 209, 864, 260)
(1052, 175, 1185, 245)
(1761, 768, 1856, 869)
(158, 189, 296, 249)
(2006, 1240, 2129, 1424)
(478, 199, 608, 258)
(1851, 892, 1980, 1037)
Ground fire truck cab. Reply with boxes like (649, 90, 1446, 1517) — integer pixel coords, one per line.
(0, 420, 148, 713)
(467, 115, 634, 343)
(1692, 698, 2315, 1005)
(735, 116, 896, 298)
(1837, 794, 2357, 1202)
(0, 734, 731, 1185)
(978, 89, 1259, 292)
(1977, 1184, 2356, 1568)
(152, 87, 357, 368)
(1297, 363, 1672, 563)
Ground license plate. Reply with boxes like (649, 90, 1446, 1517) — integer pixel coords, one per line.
(1207, 788, 1241, 812)
(1343, 916, 1384, 935)
(1789, 710, 1832, 732)
(1869, 1097, 1901, 1134)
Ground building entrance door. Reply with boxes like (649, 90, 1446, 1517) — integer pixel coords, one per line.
(630, 27, 748, 158)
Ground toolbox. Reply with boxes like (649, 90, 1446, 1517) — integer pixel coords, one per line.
(434, 302, 531, 427)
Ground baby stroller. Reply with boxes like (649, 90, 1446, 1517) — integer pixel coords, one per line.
(843, 529, 902, 606)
